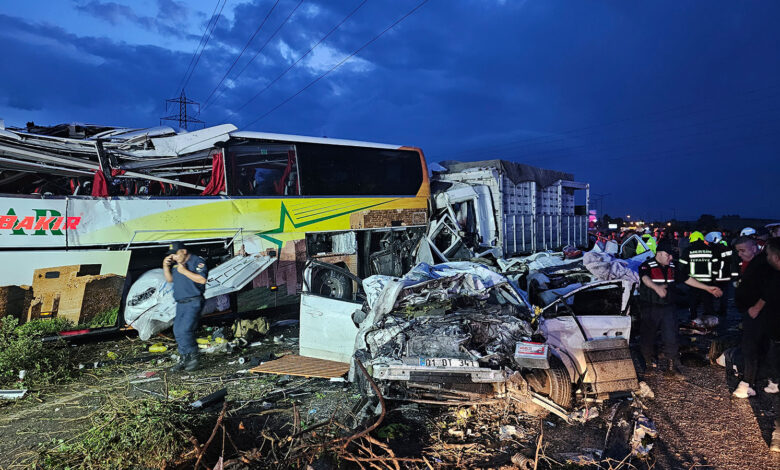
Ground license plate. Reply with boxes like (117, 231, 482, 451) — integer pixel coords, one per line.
(419, 357, 478, 368)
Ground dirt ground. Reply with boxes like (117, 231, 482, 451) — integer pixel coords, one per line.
(634, 301, 780, 470)
(1, 303, 780, 469)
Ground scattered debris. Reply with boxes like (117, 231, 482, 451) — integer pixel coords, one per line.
(637, 381, 655, 398)
(190, 388, 227, 409)
(559, 448, 604, 465)
(630, 413, 658, 457)
(511, 452, 535, 469)
(680, 315, 720, 335)
(0, 389, 27, 400)
(569, 406, 600, 423)
(499, 425, 519, 440)
(250, 354, 350, 379)
(129, 376, 161, 384)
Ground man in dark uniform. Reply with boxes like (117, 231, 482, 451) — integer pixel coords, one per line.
(164, 242, 208, 372)
(760, 238, 780, 452)
(708, 233, 733, 317)
(679, 231, 716, 319)
(733, 237, 779, 399)
(639, 239, 723, 379)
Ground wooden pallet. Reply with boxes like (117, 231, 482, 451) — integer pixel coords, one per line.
(249, 355, 350, 379)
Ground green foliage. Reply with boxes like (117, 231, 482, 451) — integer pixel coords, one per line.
(36, 397, 200, 470)
(87, 306, 120, 328)
(0, 317, 72, 388)
(376, 423, 410, 441)
(14, 317, 73, 337)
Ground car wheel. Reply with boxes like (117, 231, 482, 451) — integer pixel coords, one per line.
(526, 356, 572, 409)
(311, 267, 354, 299)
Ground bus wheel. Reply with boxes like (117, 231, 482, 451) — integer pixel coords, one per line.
(311, 267, 353, 299)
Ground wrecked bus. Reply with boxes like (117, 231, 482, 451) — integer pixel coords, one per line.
(0, 122, 429, 335)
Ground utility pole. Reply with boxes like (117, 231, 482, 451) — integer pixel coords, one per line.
(160, 90, 205, 130)
(591, 193, 610, 217)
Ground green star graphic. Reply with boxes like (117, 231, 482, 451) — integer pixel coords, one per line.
(256, 200, 395, 252)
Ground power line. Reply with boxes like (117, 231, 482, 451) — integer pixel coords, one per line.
(241, 0, 430, 128)
(443, 84, 780, 162)
(465, 103, 780, 165)
(201, 0, 281, 110)
(551, 125, 780, 172)
(444, 87, 780, 162)
(160, 91, 206, 130)
(473, 115, 780, 174)
(222, 0, 306, 100)
(575, 131, 780, 217)
(234, 0, 369, 113)
(520, 111, 780, 166)
(430, 100, 780, 169)
(173, 0, 223, 96)
(181, 0, 229, 93)
(439, 93, 780, 165)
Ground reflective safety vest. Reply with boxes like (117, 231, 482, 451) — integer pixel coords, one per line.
(637, 235, 657, 254)
(711, 243, 733, 282)
(679, 240, 715, 283)
(638, 258, 682, 305)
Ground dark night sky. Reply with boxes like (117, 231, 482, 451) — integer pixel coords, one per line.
(1, 1, 778, 221)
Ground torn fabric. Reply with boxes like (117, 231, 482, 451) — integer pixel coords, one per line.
(583, 251, 641, 284)
(201, 152, 225, 195)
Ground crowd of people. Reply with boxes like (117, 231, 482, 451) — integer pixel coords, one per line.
(599, 222, 780, 452)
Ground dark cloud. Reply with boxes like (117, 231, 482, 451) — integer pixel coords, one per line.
(2, 0, 780, 219)
(4, 96, 43, 111)
(0, 13, 182, 127)
(75, 0, 192, 38)
(75, 1, 136, 25)
(157, 0, 188, 20)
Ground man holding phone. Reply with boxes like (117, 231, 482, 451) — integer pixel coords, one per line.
(163, 242, 208, 372)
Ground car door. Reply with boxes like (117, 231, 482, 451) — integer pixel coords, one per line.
(298, 261, 364, 364)
(540, 281, 633, 381)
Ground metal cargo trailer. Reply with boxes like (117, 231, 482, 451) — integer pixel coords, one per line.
(434, 160, 589, 256)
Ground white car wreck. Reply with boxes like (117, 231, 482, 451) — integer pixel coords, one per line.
(299, 260, 638, 416)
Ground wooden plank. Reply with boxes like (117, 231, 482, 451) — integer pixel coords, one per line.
(249, 355, 350, 379)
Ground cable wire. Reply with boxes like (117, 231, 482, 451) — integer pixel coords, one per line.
(234, 0, 369, 113)
(173, 0, 224, 96)
(453, 102, 780, 165)
(225, 0, 306, 97)
(202, 0, 281, 109)
(181, 0, 229, 93)
(443, 84, 780, 162)
(241, 0, 430, 128)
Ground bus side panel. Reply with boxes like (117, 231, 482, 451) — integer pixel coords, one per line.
(0, 249, 131, 329)
(0, 197, 70, 249)
(64, 196, 426, 248)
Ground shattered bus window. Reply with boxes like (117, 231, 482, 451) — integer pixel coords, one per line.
(296, 144, 423, 196)
(229, 143, 299, 196)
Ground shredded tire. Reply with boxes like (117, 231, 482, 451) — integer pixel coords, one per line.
(528, 356, 572, 409)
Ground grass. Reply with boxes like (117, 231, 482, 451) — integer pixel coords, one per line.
(0, 317, 73, 388)
(85, 306, 119, 329)
(35, 396, 203, 470)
